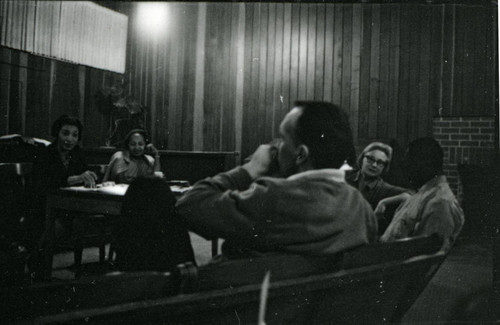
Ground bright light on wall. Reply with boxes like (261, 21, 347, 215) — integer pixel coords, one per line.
(137, 2, 169, 37)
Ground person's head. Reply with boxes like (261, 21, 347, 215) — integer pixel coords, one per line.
(277, 101, 355, 177)
(51, 115, 83, 152)
(123, 129, 149, 157)
(404, 137, 444, 188)
(358, 142, 392, 179)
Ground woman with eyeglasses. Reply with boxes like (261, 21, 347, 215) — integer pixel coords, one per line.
(347, 142, 411, 233)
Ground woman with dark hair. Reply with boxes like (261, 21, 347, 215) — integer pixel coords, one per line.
(34, 115, 97, 189)
(103, 129, 161, 184)
(31, 115, 97, 279)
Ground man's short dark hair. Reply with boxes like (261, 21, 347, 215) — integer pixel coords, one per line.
(407, 137, 444, 174)
(293, 101, 355, 169)
(51, 115, 83, 140)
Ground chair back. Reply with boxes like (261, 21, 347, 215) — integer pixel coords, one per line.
(114, 177, 195, 272)
(29, 235, 445, 324)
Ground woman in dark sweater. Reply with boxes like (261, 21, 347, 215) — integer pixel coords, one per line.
(30, 115, 97, 278)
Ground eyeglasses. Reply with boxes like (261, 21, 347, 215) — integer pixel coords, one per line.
(364, 155, 387, 168)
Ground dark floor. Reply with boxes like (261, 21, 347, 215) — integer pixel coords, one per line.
(47, 233, 496, 324)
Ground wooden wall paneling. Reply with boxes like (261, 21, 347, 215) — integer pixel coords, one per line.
(241, 3, 254, 159)
(357, 5, 372, 141)
(8, 50, 21, 134)
(167, 5, 181, 150)
(470, 6, 488, 116)
(332, 5, 343, 107)
(487, 4, 498, 119)
(341, 5, 353, 115)
(452, 5, 466, 116)
(396, 6, 411, 146)
(417, 6, 432, 137)
(25, 54, 50, 139)
(314, 4, 326, 101)
(350, 4, 362, 144)
(221, 3, 236, 151)
(460, 5, 476, 116)
(376, 6, 390, 140)
(407, 4, 420, 143)
(368, 4, 380, 139)
(0, 47, 12, 134)
(234, 3, 245, 159)
(204, 3, 222, 151)
(297, 4, 308, 101)
(174, 6, 188, 150)
(323, 5, 335, 103)
(441, 5, 454, 116)
(180, 5, 198, 151)
(387, 4, 401, 140)
(193, 3, 206, 151)
(429, 5, 444, 120)
(271, 3, 285, 139)
(265, 3, 276, 142)
(247, 2, 261, 149)
(18, 52, 27, 134)
(161, 20, 173, 150)
(281, 4, 292, 118)
(305, 4, 316, 100)
(257, 3, 269, 145)
(78, 65, 85, 129)
(52, 61, 80, 120)
(83, 68, 104, 148)
(289, 4, 300, 107)
(262, 3, 275, 141)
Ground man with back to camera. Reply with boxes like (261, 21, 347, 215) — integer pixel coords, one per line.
(177, 101, 377, 258)
(380, 137, 465, 252)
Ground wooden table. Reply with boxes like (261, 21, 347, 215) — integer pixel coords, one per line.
(41, 184, 219, 279)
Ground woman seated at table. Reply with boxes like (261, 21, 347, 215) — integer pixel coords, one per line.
(33, 115, 97, 190)
(103, 129, 161, 184)
(30, 115, 97, 278)
(347, 142, 411, 233)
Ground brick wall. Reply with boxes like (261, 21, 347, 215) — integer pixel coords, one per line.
(433, 116, 496, 199)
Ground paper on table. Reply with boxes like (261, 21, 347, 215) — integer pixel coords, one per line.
(62, 184, 129, 196)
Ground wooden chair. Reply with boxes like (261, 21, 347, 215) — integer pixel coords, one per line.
(14, 235, 445, 324)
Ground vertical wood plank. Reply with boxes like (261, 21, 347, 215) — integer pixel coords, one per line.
(297, 4, 308, 100)
(305, 4, 316, 100)
(341, 5, 352, 115)
(350, 4, 362, 143)
(0, 47, 12, 134)
(272, 3, 285, 138)
(387, 5, 400, 139)
(417, 6, 432, 137)
(281, 3, 292, 116)
(18, 52, 28, 134)
(234, 3, 246, 157)
(332, 5, 343, 106)
(358, 5, 372, 141)
(323, 5, 335, 102)
(314, 4, 325, 101)
(289, 4, 300, 104)
(368, 4, 380, 138)
(193, 3, 206, 151)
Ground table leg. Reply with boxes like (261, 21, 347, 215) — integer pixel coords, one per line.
(40, 205, 56, 281)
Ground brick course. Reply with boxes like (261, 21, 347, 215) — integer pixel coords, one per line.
(433, 116, 496, 201)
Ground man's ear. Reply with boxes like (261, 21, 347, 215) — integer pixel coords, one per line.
(296, 145, 309, 165)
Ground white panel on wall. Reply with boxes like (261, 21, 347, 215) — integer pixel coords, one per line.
(0, 0, 127, 73)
